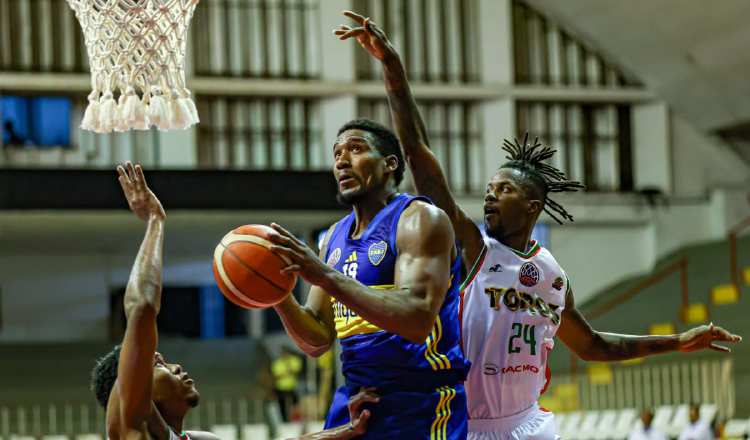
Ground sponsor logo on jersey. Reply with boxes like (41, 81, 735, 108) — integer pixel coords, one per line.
(367, 240, 388, 266)
(519, 262, 540, 287)
(502, 364, 540, 374)
(488, 264, 503, 273)
(327, 247, 342, 267)
(482, 363, 540, 375)
(484, 287, 562, 325)
(552, 276, 564, 291)
(483, 363, 500, 375)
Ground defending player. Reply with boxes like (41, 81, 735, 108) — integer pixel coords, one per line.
(335, 13, 742, 439)
(90, 162, 380, 440)
(268, 117, 471, 439)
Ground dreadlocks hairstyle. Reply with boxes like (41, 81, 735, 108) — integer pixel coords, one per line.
(499, 133, 585, 224)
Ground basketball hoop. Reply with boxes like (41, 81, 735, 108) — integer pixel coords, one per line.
(67, 0, 200, 133)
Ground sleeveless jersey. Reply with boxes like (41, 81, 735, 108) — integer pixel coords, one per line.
(324, 193, 470, 390)
(460, 235, 569, 419)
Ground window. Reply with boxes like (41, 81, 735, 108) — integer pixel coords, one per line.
(353, 0, 479, 83)
(192, 0, 321, 79)
(358, 98, 484, 194)
(512, 0, 639, 88)
(109, 287, 248, 341)
(1, 95, 72, 147)
(196, 97, 323, 170)
(516, 101, 633, 192)
(0, 0, 88, 72)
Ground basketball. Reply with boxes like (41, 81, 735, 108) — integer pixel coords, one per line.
(212, 224, 297, 309)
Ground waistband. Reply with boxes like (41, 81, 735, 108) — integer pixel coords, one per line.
(468, 404, 541, 432)
(344, 368, 467, 393)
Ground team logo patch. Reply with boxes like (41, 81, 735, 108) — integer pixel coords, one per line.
(552, 276, 564, 291)
(519, 262, 540, 287)
(367, 241, 388, 266)
(327, 247, 342, 267)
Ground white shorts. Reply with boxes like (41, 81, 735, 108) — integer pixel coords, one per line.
(467, 404, 559, 440)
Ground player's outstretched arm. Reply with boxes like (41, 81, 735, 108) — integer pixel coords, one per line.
(295, 388, 379, 440)
(334, 11, 484, 265)
(114, 162, 167, 429)
(273, 225, 337, 357)
(268, 202, 454, 344)
(557, 288, 742, 361)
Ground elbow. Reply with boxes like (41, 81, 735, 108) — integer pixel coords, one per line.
(124, 300, 159, 321)
(300, 339, 333, 358)
(403, 310, 436, 344)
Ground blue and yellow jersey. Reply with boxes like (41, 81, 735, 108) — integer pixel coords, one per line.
(324, 193, 470, 390)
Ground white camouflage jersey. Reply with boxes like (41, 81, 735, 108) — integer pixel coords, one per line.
(460, 235, 570, 419)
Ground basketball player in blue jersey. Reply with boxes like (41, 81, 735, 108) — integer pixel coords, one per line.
(268, 122, 471, 435)
(337, 13, 741, 439)
(90, 162, 384, 440)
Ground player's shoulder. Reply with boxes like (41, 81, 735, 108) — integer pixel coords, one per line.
(534, 245, 563, 271)
(399, 199, 452, 234)
(533, 247, 570, 294)
(401, 199, 449, 222)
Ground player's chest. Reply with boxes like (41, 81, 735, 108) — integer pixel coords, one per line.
(327, 237, 395, 285)
(466, 259, 564, 327)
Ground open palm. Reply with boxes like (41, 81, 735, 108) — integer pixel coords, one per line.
(334, 10, 396, 62)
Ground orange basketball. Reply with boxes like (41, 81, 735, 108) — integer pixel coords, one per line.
(212, 224, 297, 309)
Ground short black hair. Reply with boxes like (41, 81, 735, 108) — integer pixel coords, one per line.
(91, 345, 121, 408)
(499, 134, 585, 224)
(337, 118, 404, 186)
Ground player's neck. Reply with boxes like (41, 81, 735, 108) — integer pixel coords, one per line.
(496, 228, 534, 254)
(154, 404, 187, 435)
(351, 190, 398, 238)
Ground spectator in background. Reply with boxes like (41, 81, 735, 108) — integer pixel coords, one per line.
(3, 120, 26, 145)
(679, 403, 714, 440)
(273, 345, 303, 421)
(628, 408, 667, 440)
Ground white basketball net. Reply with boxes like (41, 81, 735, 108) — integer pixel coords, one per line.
(67, 0, 200, 133)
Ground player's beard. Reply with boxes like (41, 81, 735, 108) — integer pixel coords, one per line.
(336, 186, 367, 206)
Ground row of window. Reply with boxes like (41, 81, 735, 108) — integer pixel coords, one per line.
(1, 94, 633, 193)
(0, 0, 639, 89)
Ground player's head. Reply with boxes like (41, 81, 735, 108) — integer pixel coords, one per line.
(91, 346, 200, 412)
(640, 408, 654, 428)
(483, 134, 584, 240)
(334, 119, 404, 206)
(689, 402, 700, 423)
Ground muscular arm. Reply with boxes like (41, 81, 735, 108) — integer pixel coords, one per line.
(273, 225, 337, 357)
(318, 202, 454, 343)
(109, 163, 169, 437)
(335, 12, 484, 268)
(558, 288, 741, 361)
(381, 52, 484, 265)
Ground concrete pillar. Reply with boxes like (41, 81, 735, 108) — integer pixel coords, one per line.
(478, 0, 514, 85)
(481, 99, 515, 183)
(632, 101, 671, 193)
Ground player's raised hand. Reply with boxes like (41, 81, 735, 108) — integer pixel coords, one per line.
(334, 10, 397, 62)
(116, 161, 165, 222)
(678, 323, 742, 353)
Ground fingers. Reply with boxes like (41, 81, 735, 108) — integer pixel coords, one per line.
(711, 325, 742, 342)
(337, 28, 366, 40)
(270, 244, 303, 264)
(270, 223, 304, 246)
(116, 165, 131, 184)
(280, 264, 301, 275)
(134, 163, 147, 188)
(342, 10, 366, 25)
(709, 342, 731, 353)
(126, 161, 136, 181)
